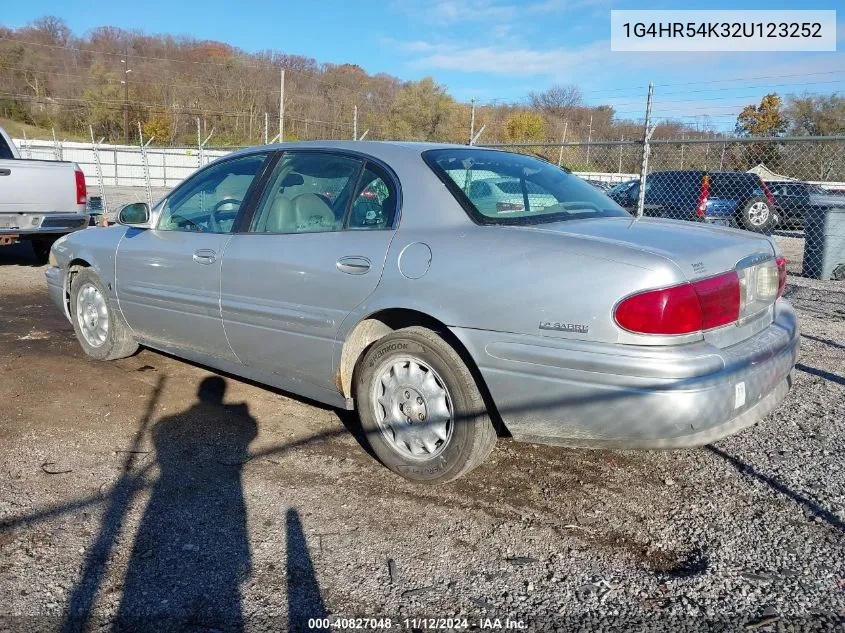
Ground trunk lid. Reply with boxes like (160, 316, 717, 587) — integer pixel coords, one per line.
(521, 216, 775, 281)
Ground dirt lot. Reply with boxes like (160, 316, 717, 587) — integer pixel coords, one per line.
(0, 239, 843, 632)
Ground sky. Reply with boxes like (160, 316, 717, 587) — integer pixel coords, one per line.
(2, 0, 843, 131)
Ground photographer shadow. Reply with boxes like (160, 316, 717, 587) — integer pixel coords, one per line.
(114, 376, 257, 632)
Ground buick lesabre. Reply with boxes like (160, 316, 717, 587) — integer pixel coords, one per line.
(46, 142, 799, 483)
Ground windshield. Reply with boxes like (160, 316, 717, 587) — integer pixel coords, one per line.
(423, 148, 629, 225)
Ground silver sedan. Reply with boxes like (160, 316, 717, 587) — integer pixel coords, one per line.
(46, 141, 799, 483)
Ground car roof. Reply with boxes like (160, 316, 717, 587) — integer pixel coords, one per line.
(229, 140, 488, 161)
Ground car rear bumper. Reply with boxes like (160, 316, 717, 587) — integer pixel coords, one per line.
(0, 213, 89, 237)
(451, 299, 799, 448)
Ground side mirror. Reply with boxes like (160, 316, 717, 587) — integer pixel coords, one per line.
(117, 202, 150, 227)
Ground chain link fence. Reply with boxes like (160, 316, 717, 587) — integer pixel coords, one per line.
(482, 137, 845, 281)
(11, 131, 845, 281)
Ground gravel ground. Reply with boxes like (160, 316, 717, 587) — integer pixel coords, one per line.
(0, 238, 843, 633)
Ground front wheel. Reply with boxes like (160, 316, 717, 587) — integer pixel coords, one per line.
(70, 268, 139, 361)
(740, 197, 775, 233)
(354, 326, 496, 484)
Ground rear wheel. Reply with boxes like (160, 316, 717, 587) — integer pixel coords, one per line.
(355, 326, 496, 484)
(70, 268, 138, 361)
(740, 197, 774, 233)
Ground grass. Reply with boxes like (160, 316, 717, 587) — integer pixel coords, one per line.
(0, 117, 88, 142)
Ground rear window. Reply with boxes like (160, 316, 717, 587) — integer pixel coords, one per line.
(423, 149, 628, 225)
(711, 173, 760, 196)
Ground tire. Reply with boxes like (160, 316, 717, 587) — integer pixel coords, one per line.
(70, 268, 138, 361)
(740, 197, 775, 233)
(354, 326, 496, 484)
(31, 238, 55, 266)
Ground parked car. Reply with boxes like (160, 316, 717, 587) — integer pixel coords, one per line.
(46, 142, 799, 483)
(767, 180, 845, 228)
(0, 125, 89, 263)
(608, 170, 778, 232)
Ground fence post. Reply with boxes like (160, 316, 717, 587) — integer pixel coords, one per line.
(636, 82, 655, 219)
(264, 112, 269, 144)
(138, 122, 154, 210)
(22, 130, 31, 158)
(618, 135, 624, 174)
(353, 105, 358, 141)
(89, 125, 108, 215)
(469, 98, 476, 145)
(51, 127, 62, 161)
(586, 115, 593, 169)
(557, 121, 568, 167)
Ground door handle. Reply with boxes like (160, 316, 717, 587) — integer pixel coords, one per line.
(0, 169, 10, 176)
(336, 256, 371, 275)
(192, 249, 217, 265)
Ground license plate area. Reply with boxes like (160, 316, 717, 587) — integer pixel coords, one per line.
(0, 216, 18, 229)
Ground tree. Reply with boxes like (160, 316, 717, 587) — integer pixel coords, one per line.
(785, 93, 845, 136)
(528, 84, 582, 118)
(386, 77, 457, 141)
(735, 93, 786, 137)
(504, 111, 545, 142)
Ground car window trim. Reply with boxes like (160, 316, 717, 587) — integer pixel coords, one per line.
(236, 148, 403, 234)
(155, 150, 273, 234)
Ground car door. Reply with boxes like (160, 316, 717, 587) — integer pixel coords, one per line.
(115, 152, 270, 360)
(220, 151, 399, 391)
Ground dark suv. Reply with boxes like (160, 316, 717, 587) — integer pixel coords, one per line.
(608, 170, 777, 232)
(767, 181, 839, 228)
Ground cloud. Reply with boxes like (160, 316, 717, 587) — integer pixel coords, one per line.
(391, 0, 602, 24)
(408, 40, 611, 76)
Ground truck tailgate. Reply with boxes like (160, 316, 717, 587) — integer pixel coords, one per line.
(0, 159, 84, 214)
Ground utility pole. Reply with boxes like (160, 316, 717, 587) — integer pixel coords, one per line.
(121, 52, 132, 144)
(469, 98, 476, 145)
(279, 68, 285, 143)
(636, 82, 655, 220)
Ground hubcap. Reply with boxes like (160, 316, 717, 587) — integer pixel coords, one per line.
(748, 202, 770, 226)
(371, 357, 453, 460)
(75, 283, 109, 347)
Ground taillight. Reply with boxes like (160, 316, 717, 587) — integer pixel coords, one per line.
(615, 271, 740, 335)
(761, 180, 775, 207)
(75, 169, 87, 206)
(496, 202, 524, 213)
(695, 174, 709, 217)
(776, 257, 787, 298)
(693, 272, 741, 329)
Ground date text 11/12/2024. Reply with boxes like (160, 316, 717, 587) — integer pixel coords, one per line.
(307, 617, 529, 630)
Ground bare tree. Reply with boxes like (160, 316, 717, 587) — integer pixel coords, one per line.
(528, 85, 583, 118)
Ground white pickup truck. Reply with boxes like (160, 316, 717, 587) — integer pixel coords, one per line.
(0, 125, 90, 264)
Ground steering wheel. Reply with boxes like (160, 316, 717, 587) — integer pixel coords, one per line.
(169, 213, 204, 231)
(210, 198, 242, 232)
